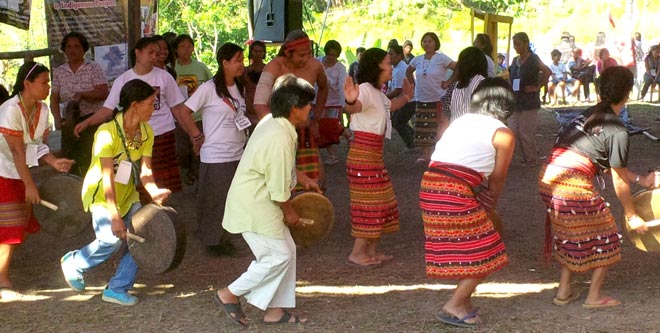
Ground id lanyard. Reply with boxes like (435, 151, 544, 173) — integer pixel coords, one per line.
(113, 118, 142, 185)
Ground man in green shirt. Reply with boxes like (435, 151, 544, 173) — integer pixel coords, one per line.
(213, 74, 319, 326)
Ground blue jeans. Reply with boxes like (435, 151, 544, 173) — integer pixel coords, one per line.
(70, 203, 141, 293)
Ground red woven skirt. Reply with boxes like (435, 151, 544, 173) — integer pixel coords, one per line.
(138, 130, 182, 201)
(346, 131, 399, 239)
(420, 162, 507, 279)
(0, 176, 39, 244)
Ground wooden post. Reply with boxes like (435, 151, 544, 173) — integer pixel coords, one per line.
(127, 0, 142, 53)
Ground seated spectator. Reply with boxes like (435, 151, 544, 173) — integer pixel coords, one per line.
(548, 49, 578, 105)
(568, 47, 595, 102)
(640, 45, 660, 101)
(594, 48, 618, 99)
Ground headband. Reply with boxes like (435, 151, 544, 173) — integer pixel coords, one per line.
(285, 37, 311, 52)
(25, 63, 41, 81)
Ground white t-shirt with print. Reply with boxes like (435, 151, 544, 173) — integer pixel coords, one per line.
(103, 67, 184, 136)
(185, 81, 247, 163)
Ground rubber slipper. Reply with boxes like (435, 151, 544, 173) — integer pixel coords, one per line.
(437, 312, 479, 328)
(263, 310, 303, 324)
(213, 292, 248, 327)
(0, 287, 21, 301)
(553, 290, 582, 306)
(582, 297, 621, 309)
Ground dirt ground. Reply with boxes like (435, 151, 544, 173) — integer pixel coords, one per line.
(4, 102, 660, 332)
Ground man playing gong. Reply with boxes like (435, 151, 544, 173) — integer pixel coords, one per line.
(214, 74, 320, 326)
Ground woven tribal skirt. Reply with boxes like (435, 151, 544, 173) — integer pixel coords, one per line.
(138, 130, 182, 202)
(414, 101, 440, 147)
(0, 176, 39, 244)
(294, 127, 321, 191)
(347, 131, 399, 238)
(539, 148, 621, 272)
(420, 162, 507, 279)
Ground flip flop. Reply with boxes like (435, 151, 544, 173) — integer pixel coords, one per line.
(553, 290, 582, 306)
(582, 297, 622, 309)
(437, 311, 479, 328)
(213, 292, 248, 327)
(263, 310, 304, 325)
(0, 287, 21, 301)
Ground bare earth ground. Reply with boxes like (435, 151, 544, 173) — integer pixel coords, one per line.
(4, 102, 660, 333)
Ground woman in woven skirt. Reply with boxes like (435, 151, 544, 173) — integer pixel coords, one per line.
(0, 62, 73, 298)
(344, 48, 413, 267)
(539, 66, 654, 309)
(420, 78, 515, 327)
(405, 32, 456, 165)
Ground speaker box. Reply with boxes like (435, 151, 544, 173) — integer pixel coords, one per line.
(249, 0, 302, 43)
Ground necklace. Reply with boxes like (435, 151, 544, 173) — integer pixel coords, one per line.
(18, 93, 38, 140)
(421, 58, 431, 78)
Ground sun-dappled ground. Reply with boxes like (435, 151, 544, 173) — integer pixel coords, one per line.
(4, 102, 660, 332)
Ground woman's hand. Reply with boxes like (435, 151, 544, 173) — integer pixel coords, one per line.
(402, 78, 414, 100)
(627, 215, 648, 234)
(73, 120, 89, 138)
(111, 214, 127, 240)
(343, 76, 359, 103)
(151, 188, 172, 205)
(53, 158, 75, 173)
(24, 183, 40, 205)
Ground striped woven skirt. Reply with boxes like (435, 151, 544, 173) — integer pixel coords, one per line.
(347, 131, 399, 238)
(138, 130, 182, 202)
(414, 101, 440, 147)
(0, 176, 39, 244)
(539, 148, 621, 272)
(420, 162, 507, 279)
(294, 127, 321, 191)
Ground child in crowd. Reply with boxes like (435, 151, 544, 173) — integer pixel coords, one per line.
(548, 49, 579, 105)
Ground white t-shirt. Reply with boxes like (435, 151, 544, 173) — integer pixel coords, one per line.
(409, 52, 454, 102)
(450, 75, 485, 122)
(184, 81, 247, 163)
(317, 57, 346, 107)
(389, 60, 407, 92)
(104, 67, 184, 136)
(0, 96, 50, 179)
(350, 83, 392, 139)
(432, 113, 506, 177)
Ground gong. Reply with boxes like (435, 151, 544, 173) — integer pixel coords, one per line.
(626, 189, 660, 252)
(127, 204, 186, 274)
(33, 174, 91, 238)
(289, 192, 335, 248)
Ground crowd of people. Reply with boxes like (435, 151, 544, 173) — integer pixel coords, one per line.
(0, 28, 658, 329)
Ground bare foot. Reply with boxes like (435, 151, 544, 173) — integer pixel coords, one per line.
(374, 253, 393, 262)
(348, 254, 381, 266)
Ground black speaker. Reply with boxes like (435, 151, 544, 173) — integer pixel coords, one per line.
(249, 0, 302, 43)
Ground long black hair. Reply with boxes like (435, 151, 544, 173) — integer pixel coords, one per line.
(583, 66, 633, 135)
(213, 42, 245, 100)
(357, 48, 387, 88)
(11, 61, 50, 97)
(130, 37, 158, 67)
(456, 47, 488, 89)
(114, 79, 156, 115)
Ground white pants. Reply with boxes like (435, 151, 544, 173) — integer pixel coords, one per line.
(228, 228, 297, 310)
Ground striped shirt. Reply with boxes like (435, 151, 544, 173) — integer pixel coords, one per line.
(450, 75, 485, 122)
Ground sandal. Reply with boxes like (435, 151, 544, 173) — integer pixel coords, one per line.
(213, 292, 248, 327)
(263, 310, 304, 324)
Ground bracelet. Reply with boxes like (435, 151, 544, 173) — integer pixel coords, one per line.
(192, 133, 204, 141)
(345, 99, 356, 105)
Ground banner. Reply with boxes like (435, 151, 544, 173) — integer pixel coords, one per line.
(45, 0, 129, 79)
(0, 0, 33, 30)
(140, 0, 157, 37)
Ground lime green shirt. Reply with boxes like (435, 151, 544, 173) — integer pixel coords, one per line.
(223, 114, 297, 239)
(81, 113, 154, 216)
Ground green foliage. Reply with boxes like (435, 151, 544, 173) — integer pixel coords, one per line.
(159, 0, 248, 73)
